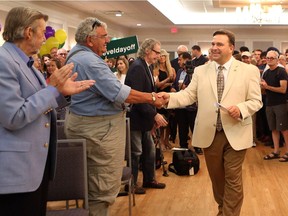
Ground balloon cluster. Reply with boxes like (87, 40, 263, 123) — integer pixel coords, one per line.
(39, 26, 67, 56)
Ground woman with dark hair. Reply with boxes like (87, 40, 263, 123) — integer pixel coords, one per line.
(46, 58, 62, 84)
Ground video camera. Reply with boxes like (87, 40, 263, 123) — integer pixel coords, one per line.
(184, 60, 195, 75)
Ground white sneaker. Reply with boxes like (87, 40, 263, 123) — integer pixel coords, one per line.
(252, 142, 256, 147)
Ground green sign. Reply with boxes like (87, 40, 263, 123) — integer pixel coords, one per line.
(103, 35, 139, 58)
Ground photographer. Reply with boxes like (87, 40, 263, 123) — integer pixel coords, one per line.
(171, 52, 201, 152)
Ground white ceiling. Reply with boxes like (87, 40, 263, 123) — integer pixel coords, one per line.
(2, 0, 288, 30)
(49, 0, 288, 29)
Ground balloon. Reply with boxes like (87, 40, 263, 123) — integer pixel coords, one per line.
(55, 29, 67, 44)
(45, 26, 55, 39)
(45, 37, 59, 52)
(58, 42, 65, 49)
(39, 44, 49, 57)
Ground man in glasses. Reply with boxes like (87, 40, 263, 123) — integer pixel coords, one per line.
(57, 48, 68, 67)
(125, 38, 168, 195)
(261, 50, 288, 162)
(65, 18, 166, 216)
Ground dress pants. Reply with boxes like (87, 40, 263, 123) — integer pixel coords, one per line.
(0, 157, 50, 216)
(130, 130, 156, 184)
(203, 130, 246, 216)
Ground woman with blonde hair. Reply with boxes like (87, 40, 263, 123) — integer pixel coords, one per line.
(153, 49, 176, 150)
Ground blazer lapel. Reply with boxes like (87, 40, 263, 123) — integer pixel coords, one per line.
(221, 59, 238, 101)
(3, 42, 43, 91)
(141, 59, 155, 92)
(208, 62, 218, 101)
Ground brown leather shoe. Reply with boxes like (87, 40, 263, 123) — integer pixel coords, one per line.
(143, 181, 166, 189)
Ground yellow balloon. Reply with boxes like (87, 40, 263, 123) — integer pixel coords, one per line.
(45, 37, 60, 52)
(55, 29, 67, 44)
(39, 44, 49, 57)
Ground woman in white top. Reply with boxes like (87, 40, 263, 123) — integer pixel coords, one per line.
(114, 56, 129, 84)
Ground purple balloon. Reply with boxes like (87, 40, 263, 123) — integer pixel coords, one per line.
(45, 26, 55, 39)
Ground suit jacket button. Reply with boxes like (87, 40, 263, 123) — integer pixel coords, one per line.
(44, 143, 49, 148)
(45, 123, 50, 128)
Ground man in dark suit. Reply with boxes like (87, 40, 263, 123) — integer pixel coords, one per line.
(170, 45, 189, 142)
(125, 38, 167, 194)
(0, 7, 95, 216)
(191, 45, 208, 68)
(170, 45, 189, 80)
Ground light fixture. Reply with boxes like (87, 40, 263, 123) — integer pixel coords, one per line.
(148, 0, 288, 25)
(236, 2, 283, 24)
(115, 11, 123, 17)
(104, 10, 124, 17)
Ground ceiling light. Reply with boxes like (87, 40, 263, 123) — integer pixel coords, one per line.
(115, 11, 123, 17)
(104, 10, 124, 17)
(148, 0, 288, 25)
(136, 23, 142, 27)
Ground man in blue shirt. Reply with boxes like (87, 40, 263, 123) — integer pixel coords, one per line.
(65, 17, 166, 216)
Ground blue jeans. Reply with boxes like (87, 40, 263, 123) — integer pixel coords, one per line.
(130, 130, 155, 185)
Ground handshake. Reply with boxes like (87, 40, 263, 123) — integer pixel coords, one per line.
(153, 92, 171, 109)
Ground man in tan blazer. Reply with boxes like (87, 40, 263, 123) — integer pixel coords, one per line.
(159, 29, 262, 216)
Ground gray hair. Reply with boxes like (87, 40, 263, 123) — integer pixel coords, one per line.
(267, 50, 279, 59)
(137, 38, 161, 59)
(2, 7, 48, 42)
(75, 17, 107, 44)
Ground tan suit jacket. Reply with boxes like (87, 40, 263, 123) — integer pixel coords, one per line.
(168, 58, 262, 150)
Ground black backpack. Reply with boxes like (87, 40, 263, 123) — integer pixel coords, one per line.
(168, 149, 200, 176)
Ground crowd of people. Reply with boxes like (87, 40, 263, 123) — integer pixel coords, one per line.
(0, 6, 287, 216)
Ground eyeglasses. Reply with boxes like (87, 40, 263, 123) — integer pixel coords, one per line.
(152, 49, 161, 55)
(59, 53, 67, 56)
(266, 57, 277, 60)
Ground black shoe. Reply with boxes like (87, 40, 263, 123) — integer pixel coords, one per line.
(143, 181, 166, 189)
(125, 184, 146, 194)
(117, 191, 128, 197)
(195, 147, 203, 155)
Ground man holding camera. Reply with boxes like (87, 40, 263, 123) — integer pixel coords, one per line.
(171, 52, 198, 150)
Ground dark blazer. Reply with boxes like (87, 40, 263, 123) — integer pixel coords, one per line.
(171, 57, 180, 72)
(125, 58, 157, 131)
(0, 42, 66, 194)
(192, 55, 208, 67)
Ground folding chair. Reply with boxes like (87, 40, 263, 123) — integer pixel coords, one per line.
(121, 117, 136, 216)
(46, 139, 89, 216)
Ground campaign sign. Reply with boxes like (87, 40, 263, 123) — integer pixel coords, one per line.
(103, 35, 139, 58)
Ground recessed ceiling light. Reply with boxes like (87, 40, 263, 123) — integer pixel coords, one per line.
(137, 23, 142, 26)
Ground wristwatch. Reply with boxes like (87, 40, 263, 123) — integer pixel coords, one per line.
(151, 92, 156, 103)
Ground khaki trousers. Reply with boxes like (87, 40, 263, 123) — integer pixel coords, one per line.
(65, 112, 126, 216)
(204, 130, 246, 216)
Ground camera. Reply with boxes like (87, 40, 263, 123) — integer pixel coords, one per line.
(184, 60, 195, 75)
